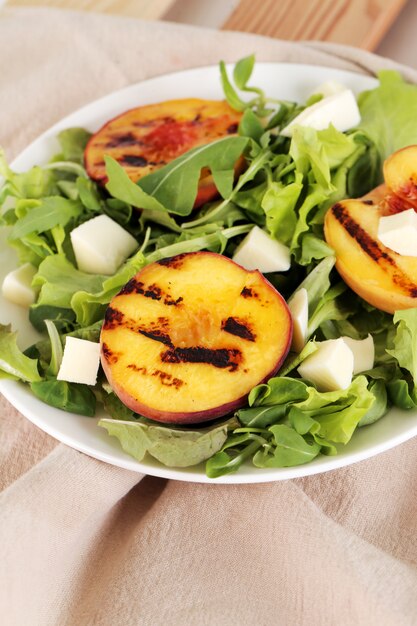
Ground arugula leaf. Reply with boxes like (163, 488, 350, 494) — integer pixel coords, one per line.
(206, 432, 266, 478)
(233, 54, 256, 90)
(9, 197, 82, 239)
(253, 424, 321, 467)
(138, 136, 250, 214)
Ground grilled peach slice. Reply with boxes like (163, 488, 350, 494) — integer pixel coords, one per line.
(324, 145, 417, 313)
(384, 145, 417, 209)
(84, 99, 243, 208)
(100, 252, 292, 424)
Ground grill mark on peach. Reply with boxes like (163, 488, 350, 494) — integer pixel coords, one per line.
(126, 364, 184, 389)
(152, 369, 184, 388)
(160, 346, 242, 371)
(332, 203, 417, 297)
(127, 364, 147, 374)
(103, 307, 124, 330)
(157, 254, 187, 269)
(164, 295, 183, 306)
(222, 316, 256, 342)
(240, 286, 259, 299)
(119, 155, 148, 167)
(139, 329, 173, 346)
(105, 132, 142, 148)
(101, 342, 120, 364)
(119, 279, 181, 306)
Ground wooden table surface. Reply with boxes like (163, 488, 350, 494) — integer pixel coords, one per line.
(5, 0, 410, 52)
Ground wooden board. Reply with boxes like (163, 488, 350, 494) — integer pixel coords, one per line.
(222, 0, 409, 50)
(6, 0, 177, 20)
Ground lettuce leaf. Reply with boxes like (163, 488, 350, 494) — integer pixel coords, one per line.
(0, 324, 42, 382)
(99, 418, 232, 468)
(386, 309, 417, 385)
(358, 70, 417, 161)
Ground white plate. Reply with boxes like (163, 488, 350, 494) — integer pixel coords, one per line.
(1, 62, 416, 484)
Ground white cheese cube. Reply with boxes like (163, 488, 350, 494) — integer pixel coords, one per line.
(281, 89, 361, 137)
(232, 226, 290, 273)
(57, 336, 101, 386)
(2, 262, 38, 307)
(71, 214, 138, 275)
(377, 209, 417, 256)
(309, 80, 348, 99)
(288, 288, 308, 353)
(297, 338, 354, 392)
(342, 334, 374, 374)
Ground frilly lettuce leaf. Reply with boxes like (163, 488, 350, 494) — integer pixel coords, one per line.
(0, 324, 42, 382)
(358, 70, 417, 161)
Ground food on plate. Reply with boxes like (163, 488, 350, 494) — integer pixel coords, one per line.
(84, 98, 243, 207)
(100, 251, 292, 424)
(231, 225, 291, 273)
(324, 145, 417, 313)
(281, 88, 360, 137)
(57, 336, 101, 386)
(383, 145, 417, 207)
(3, 57, 417, 477)
(2, 263, 38, 307)
(70, 214, 138, 275)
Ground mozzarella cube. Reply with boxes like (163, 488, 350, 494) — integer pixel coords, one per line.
(297, 338, 354, 392)
(309, 80, 348, 99)
(57, 336, 101, 386)
(288, 288, 308, 353)
(342, 334, 374, 374)
(377, 209, 417, 257)
(281, 89, 361, 137)
(232, 226, 290, 273)
(2, 262, 38, 307)
(71, 214, 138, 275)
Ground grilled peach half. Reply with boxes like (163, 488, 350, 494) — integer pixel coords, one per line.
(84, 98, 243, 208)
(324, 146, 417, 313)
(100, 252, 292, 424)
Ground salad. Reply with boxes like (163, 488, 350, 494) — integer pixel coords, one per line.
(2, 57, 417, 479)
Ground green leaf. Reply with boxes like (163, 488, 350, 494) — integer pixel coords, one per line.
(0, 324, 42, 382)
(99, 418, 230, 468)
(219, 61, 247, 111)
(248, 376, 309, 407)
(205, 432, 266, 478)
(58, 127, 91, 163)
(294, 376, 374, 444)
(358, 70, 417, 161)
(10, 197, 82, 239)
(138, 136, 249, 216)
(358, 379, 388, 427)
(44, 319, 63, 376)
(386, 309, 417, 385)
(233, 54, 255, 90)
(253, 424, 321, 467)
(32, 254, 105, 310)
(239, 108, 264, 142)
(30, 380, 96, 416)
(263, 174, 303, 245)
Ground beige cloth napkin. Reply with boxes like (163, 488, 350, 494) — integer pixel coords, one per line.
(1, 8, 417, 626)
